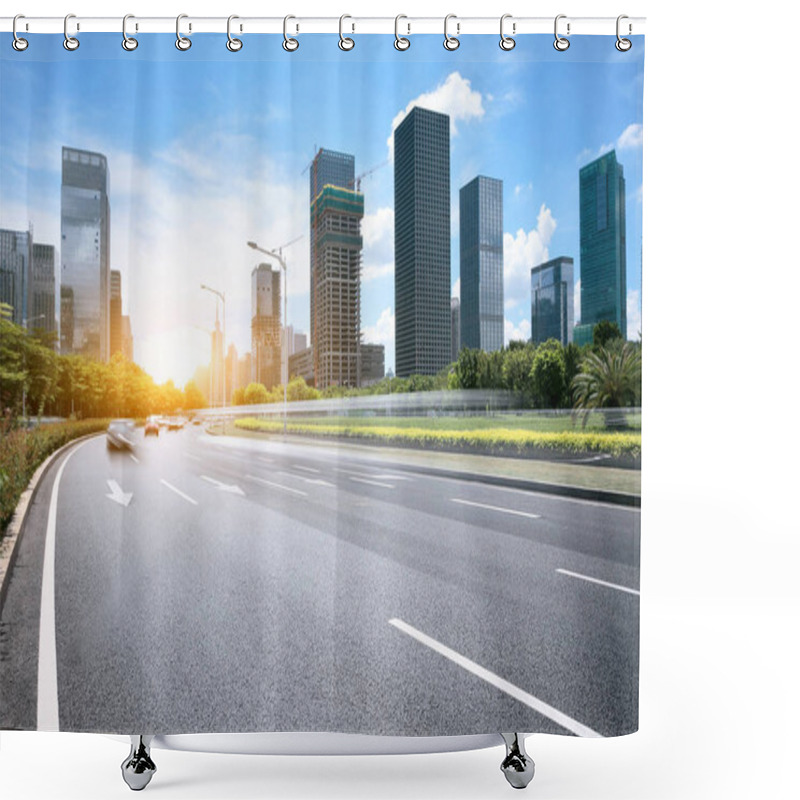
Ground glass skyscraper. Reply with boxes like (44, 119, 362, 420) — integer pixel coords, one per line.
(394, 106, 451, 377)
(309, 148, 355, 347)
(459, 175, 504, 353)
(60, 147, 110, 360)
(577, 150, 626, 345)
(0, 228, 31, 326)
(531, 256, 574, 346)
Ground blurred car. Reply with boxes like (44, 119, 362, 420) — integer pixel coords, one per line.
(166, 417, 183, 431)
(107, 419, 136, 450)
(192, 418, 202, 426)
(144, 416, 160, 437)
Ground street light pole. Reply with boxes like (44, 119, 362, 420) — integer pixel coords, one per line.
(200, 284, 226, 409)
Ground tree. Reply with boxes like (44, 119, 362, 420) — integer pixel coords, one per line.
(593, 320, 623, 348)
(571, 341, 642, 428)
(183, 380, 207, 410)
(231, 386, 246, 406)
(286, 376, 321, 402)
(503, 344, 536, 402)
(530, 340, 566, 408)
(454, 348, 488, 389)
(563, 342, 585, 399)
(243, 382, 269, 405)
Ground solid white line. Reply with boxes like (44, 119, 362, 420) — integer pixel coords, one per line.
(160, 479, 198, 506)
(389, 618, 601, 738)
(350, 476, 395, 489)
(556, 568, 640, 596)
(451, 498, 541, 520)
(128, 453, 139, 464)
(38, 438, 91, 731)
(277, 471, 335, 488)
(246, 474, 308, 496)
(293, 464, 320, 474)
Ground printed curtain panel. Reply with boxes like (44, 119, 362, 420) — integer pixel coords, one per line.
(0, 28, 643, 743)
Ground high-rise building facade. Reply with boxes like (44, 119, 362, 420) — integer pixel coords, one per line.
(251, 262, 281, 390)
(576, 150, 626, 345)
(450, 297, 461, 362)
(30, 243, 58, 342)
(60, 147, 111, 360)
(110, 269, 122, 356)
(0, 228, 31, 326)
(394, 106, 451, 377)
(309, 149, 355, 346)
(459, 175, 504, 353)
(531, 256, 574, 346)
(360, 343, 385, 385)
(310, 185, 364, 389)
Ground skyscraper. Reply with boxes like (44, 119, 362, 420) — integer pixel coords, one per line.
(450, 297, 461, 362)
(310, 185, 364, 389)
(394, 106, 451, 377)
(309, 149, 355, 346)
(110, 269, 122, 356)
(60, 147, 110, 360)
(30, 243, 58, 342)
(575, 150, 626, 345)
(0, 228, 31, 326)
(251, 262, 281, 390)
(459, 175, 504, 353)
(531, 256, 574, 346)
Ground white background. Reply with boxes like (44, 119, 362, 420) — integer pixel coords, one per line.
(1, 1, 798, 798)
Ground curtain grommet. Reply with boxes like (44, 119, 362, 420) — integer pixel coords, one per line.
(63, 13, 79, 51)
(554, 14, 570, 51)
(499, 14, 516, 51)
(12, 15, 29, 51)
(227, 15, 243, 51)
(444, 14, 460, 51)
(616, 15, 632, 51)
(394, 15, 410, 50)
(283, 15, 299, 51)
(122, 14, 138, 51)
(176, 14, 191, 51)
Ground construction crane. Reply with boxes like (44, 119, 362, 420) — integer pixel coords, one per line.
(348, 159, 389, 192)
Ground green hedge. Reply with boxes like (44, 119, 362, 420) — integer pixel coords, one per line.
(0, 420, 109, 532)
(234, 417, 641, 458)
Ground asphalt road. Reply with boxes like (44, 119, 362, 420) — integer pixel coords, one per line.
(0, 426, 640, 737)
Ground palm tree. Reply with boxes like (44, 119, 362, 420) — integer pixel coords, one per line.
(571, 341, 641, 428)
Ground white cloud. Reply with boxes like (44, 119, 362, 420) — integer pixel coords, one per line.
(627, 288, 642, 340)
(361, 207, 394, 248)
(452, 278, 460, 301)
(362, 306, 395, 348)
(514, 182, 533, 198)
(504, 318, 531, 346)
(361, 206, 394, 284)
(504, 204, 557, 310)
(362, 263, 393, 283)
(617, 123, 643, 150)
(387, 72, 485, 159)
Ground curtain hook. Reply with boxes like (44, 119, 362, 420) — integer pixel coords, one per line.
(227, 14, 243, 51)
(283, 15, 299, 51)
(554, 14, 570, 51)
(176, 14, 191, 50)
(499, 14, 515, 51)
(394, 15, 410, 51)
(122, 14, 138, 51)
(12, 14, 29, 51)
(616, 15, 632, 51)
(443, 13, 460, 51)
(339, 14, 355, 50)
(63, 13, 79, 51)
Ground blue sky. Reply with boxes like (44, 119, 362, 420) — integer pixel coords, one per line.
(0, 33, 644, 385)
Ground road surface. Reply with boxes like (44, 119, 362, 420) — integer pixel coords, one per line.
(0, 425, 639, 737)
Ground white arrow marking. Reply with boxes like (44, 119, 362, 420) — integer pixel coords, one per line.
(201, 475, 245, 495)
(105, 479, 133, 507)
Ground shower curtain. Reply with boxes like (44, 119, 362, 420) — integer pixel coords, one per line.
(0, 26, 643, 742)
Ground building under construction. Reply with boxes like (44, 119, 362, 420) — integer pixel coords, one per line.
(251, 262, 281, 390)
(310, 184, 364, 389)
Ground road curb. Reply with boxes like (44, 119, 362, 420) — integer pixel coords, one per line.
(0, 432, 102, 615)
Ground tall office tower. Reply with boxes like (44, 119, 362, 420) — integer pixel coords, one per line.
(531, 256, 574, 346)
(309, 148, 355, 346)
(251, 262, 282, 390)
(394, 106, 451, 376)
(237, 352, 252, 394)
(121, 315, 133, 361)
(225, 342, 238, 404)
(459, 175, 504, 353)
(360, 343, 385, 386)
(310, 185, 364, 389)
(0, 228, 31, 325)
(574, 150, 627, 346)
(450, 297, 461, 362)
(293, 331, 307, 355)
(60, 147, 111, 360)
(109, 269, 122, 355)
(30, 243, 58, 343)
(210, 312, 224, 407)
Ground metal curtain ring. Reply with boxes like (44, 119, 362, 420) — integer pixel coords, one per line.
(444, 14, 460, 51)
(176, 14, 191, 50)
(122, 14, 138, 51)
(227, 15, 242, 51)
(616, 14, 632, 51)
(283, 15, 299, 51)
(394, 15, 410, 50)
(63, 13, 79, 51)
(554, 14, 570, 51)
(499, 14, 515, 50)
(339, 14, 354, 50)
(12, 15, 28, 51)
